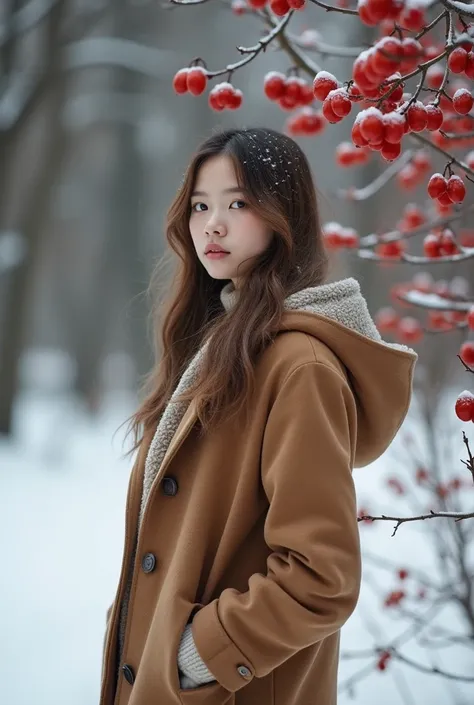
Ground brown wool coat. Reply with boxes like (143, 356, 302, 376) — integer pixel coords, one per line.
(100, 279, 417, 705)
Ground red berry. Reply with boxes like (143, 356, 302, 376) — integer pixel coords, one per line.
(187, 67, 207, 96)
(372, 38, 403, 75)
(381, 140, 401, 161)
(423, 233, 441, 258)
(351, 121, 369, 147)
(437, 191, 454, 207)
(398, 568, 409, 580)
(248, 0, 267, 6)
(335, 142, 357, 167)
(399, 7, 425, 31)
(466, 52, 474, 80)
(173, 68, 189, 94)
(313, 71, 338, 100)
(227, 88, 243, 109)
(329, 90, 352, 117)
(455, 391, 474, 421)
(359, 109, 385, 143)
(400, 38, 424, 71)
(453, 89, 474, 115)
(448, 47, 469, 74)
(269, 0, 290, 15)
(460, 342, 474, 366)
(439, 228, 458, 255)
(446, 175, 466, 203)
(398, 317, 424, 343)
(407, 102, 428, 132)
(427, 173, 448, 199)
(322, 98, 343, 123)
(288, 0, 306, 7)
(427, 65, 445, 90)
(383, 111, 405, 144)
(209, 89, 225, 111)
(404, 204, 425, 228)
(375, 306, 400, 332)
(424, 104, 444, 131)
(285, 76, 304, 103)
(263, 72, 287, 101)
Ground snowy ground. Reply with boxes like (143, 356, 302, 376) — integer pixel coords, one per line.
(1, 350, 473, 705)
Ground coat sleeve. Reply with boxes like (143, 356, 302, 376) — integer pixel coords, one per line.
(190, 361, 362, 693)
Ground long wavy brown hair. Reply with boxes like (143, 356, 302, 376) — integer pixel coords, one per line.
(124, 127, 328, 455)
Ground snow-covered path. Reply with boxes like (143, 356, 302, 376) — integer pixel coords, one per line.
(1, 386, 472, 705)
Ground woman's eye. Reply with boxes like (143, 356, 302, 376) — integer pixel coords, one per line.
(191, 202, 206, 212)
(231, 200, 246, 209)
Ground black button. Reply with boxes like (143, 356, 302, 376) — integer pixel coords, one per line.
(142, 552, 156, 573)
(162, 476, 179, 496)
(122, 663, 135, 685)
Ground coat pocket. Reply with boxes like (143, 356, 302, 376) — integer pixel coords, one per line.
(174, 601, 234, 705)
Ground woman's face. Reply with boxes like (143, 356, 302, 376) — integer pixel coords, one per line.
(189, 155, 273, 290)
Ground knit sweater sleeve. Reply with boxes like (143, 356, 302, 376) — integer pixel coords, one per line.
(177, 623, 217, 687)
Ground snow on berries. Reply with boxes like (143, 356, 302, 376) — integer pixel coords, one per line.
(286, 108, 326, 136)
(172, 66, 208, 96)
(209, 83, 243, 111)
(264, 72, 314, 111)
(313, 71, 338, 101)
(323, 88, 352, 122)
(427, 173, 466, 204)
(323, 222, 360, 250)
(452, 88, 474, 115)
(423, 229, 459, 258)
(455, 391, 474, 422)
(335, 142, 369, 167)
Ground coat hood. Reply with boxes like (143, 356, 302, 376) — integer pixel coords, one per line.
(220, 277, 418, 467)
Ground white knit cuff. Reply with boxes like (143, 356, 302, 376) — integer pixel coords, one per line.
(177, 623, 217, 685)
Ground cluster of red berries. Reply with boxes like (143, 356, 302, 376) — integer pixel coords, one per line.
(245, 0, 306, 13)
(208, 83, 243, 111)
(286, 109, 326, 137)
(353, 38, 424, 97)
(423, 228, 459, 258)
(427, 173, 466, 205)
(351, 102, 443, 162)
(173, 66, 208, 96)
(335, 141, 370, 167)
(357, 0, 425, 31)
(264, 72, 314, 110)
(321, 88, 352, 123)
(455, 390, 474, 422)
(375, 309, 424, 343)
(322, 222, 359, 249)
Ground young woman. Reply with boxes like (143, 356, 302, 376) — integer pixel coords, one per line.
(100, 127, 417, 705)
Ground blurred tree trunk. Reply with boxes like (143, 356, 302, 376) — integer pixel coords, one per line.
(72, 1, 151, 406)
(0, 0, 67, 435)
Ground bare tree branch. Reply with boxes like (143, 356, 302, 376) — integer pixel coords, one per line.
(0, 0, 57, 47)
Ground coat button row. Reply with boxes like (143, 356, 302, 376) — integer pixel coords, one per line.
(162, 476, 179, 496)
(237, 665, 252, 679)
(141, 552, 156, 573)
(122, 663, 135, 685)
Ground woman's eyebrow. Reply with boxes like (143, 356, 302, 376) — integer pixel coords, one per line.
(191, 186, 245, 197)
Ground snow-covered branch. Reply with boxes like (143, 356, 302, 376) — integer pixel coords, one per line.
(0, 0, 57, 47)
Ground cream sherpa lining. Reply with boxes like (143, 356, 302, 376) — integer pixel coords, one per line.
(115, 277, 416, 684)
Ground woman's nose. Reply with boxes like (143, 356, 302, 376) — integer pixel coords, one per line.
(205, 221, 226, 236)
